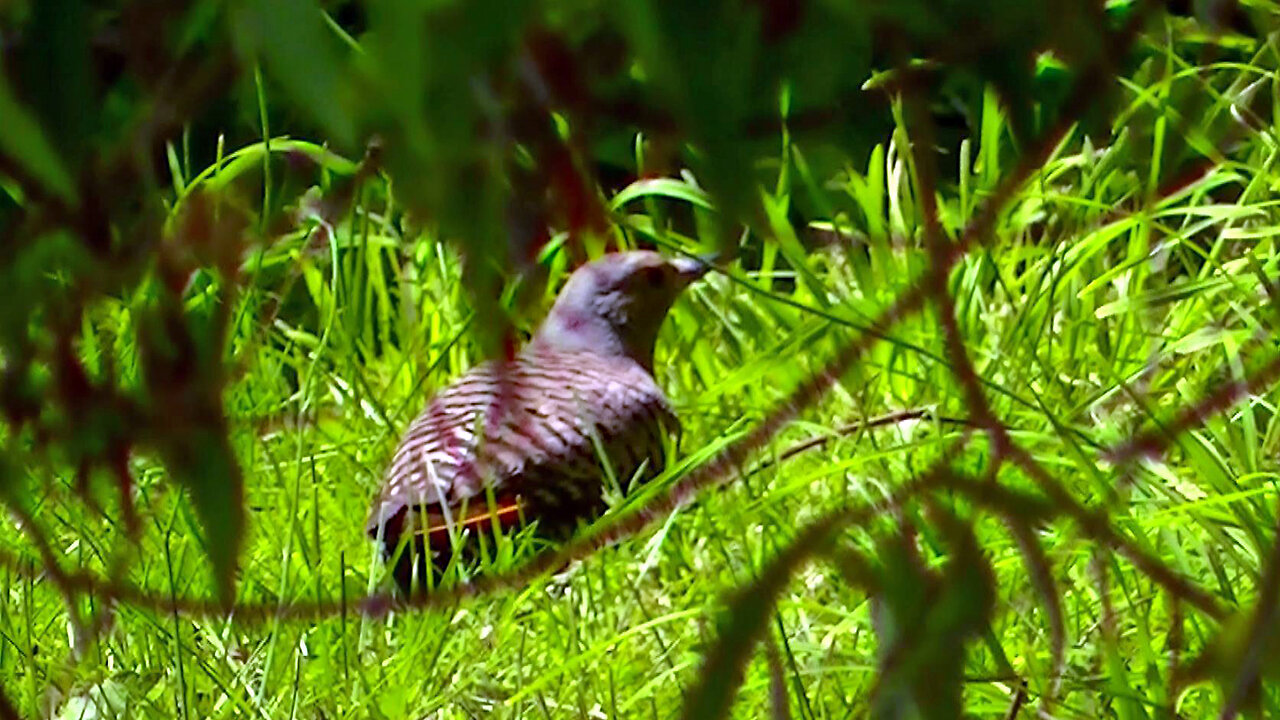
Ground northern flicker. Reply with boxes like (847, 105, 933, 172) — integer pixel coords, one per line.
(367, 250, 707, 591)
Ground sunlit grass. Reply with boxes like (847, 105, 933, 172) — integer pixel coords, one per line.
(6, 43, 1280, 719)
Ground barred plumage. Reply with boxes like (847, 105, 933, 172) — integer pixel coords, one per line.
(368, 251, 706, 592)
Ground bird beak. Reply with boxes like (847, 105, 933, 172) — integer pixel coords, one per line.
(670, 254, 712, 282)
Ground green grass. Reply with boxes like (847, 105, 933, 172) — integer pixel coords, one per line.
(9, 35, 1280, 720)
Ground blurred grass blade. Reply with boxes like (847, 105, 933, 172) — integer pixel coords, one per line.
(0, 63, 77, 204)
(233, 0, 356, 148)
(681, 511, 849, 720)
(162, 429, 245, 605)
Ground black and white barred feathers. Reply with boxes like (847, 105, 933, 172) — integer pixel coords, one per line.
(367, 251, 707, 591)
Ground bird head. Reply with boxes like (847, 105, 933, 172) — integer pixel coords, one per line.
(530, 250, 708, 370)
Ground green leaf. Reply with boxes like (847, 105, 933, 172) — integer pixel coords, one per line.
(0, 62, 77, 204)
(138, 296, 246, 603)
(610, 178, 716, 212)
(165, 428, 245, 604)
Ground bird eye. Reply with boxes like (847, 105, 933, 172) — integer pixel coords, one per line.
(642, 266, 666, 288)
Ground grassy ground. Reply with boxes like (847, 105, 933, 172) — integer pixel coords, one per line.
(6, 39, 1280, 720)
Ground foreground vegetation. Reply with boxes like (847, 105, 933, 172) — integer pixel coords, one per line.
(4, 1, 1280, 718)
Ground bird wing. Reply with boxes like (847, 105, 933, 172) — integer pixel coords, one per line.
(366, 351, 676, 540)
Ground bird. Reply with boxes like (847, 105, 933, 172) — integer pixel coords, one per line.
(367, 250, 708, 592)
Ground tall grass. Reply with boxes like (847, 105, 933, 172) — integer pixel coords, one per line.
(6, 15, 1280, 720)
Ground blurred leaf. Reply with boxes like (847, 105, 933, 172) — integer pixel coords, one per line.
(18, 0, 94, 170)
(0, 64, 76, 203)
(232, 0, 357, 148)
(871, 507, 994, 720)
(681, 511, 846, 720)
(1184, 530, 1280, 715)
(162, 427, 244, 604)
(138, 246, 247, 602)
(615, 0, 763, 226)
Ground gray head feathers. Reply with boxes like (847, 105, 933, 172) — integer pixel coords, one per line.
(529, 250, 707, 371)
